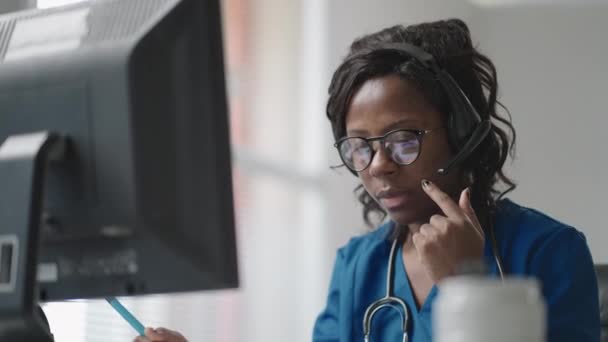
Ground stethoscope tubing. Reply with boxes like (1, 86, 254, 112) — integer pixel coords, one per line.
(362, 225, 505, 341)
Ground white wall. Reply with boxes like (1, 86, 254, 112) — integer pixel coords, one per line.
(472, 3, 608, 263)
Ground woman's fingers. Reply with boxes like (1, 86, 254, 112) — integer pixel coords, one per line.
(421, 179, 463, 218)
(458, 187, 483, 237)
(143, 327, 188, 342)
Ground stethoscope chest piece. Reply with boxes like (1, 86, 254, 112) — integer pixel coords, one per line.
(362, 225, 504, 342)
(362, 239, 409, 342)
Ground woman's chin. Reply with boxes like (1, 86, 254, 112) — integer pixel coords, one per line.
(386, 205, 431, 227)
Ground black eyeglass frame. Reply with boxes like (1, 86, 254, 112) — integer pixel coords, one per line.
(333, 127, 444, 172)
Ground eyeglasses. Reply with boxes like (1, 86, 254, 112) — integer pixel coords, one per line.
(334, 128, 443, 172)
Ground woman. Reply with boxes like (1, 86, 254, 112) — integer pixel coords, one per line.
(135, 18, 599, 342)
(312, 19, 599, 341)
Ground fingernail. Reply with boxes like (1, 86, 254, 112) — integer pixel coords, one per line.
(421, 179, 431, 189)
(466, 187, 471, 200)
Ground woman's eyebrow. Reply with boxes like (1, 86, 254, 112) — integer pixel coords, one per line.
(346, 118, 421, 136)
(382, 118, 421, 132)
(346, 128, 368, 136)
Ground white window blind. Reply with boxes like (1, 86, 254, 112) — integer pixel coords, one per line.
(38, 0, 87, 9)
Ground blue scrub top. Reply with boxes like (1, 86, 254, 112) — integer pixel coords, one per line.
(313, 199, 600, 341)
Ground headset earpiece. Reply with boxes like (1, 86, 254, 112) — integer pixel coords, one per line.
(434, 70, 491, 175)
(436, 71, 483, 145)
(437, 119, 491, 175)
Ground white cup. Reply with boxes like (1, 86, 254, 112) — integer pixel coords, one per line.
(433, 276, 546, 342)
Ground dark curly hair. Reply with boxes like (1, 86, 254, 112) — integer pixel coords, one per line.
(327, 19, 516, 233)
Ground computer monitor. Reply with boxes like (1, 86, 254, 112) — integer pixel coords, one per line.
(0, 0, 239, 340)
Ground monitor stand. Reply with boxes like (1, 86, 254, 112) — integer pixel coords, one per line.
(0, 132, 65, 342)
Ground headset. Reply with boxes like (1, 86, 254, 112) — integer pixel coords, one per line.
(367, 42, 492, 175)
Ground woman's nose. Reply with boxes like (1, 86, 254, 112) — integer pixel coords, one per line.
(368, 144, 398, 177)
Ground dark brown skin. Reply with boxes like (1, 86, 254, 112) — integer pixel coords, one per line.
(346, 75, 485, 308)
(133, 327, 187, 342)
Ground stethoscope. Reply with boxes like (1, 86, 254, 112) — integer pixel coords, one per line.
(362, 224, 505, 342)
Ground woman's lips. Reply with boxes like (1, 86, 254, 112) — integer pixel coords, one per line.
(378, 192, 412, 210)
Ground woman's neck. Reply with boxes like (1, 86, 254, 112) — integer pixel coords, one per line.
(402, 222, 423, 251)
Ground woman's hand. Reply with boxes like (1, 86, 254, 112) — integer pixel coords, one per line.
(413, 179, 485, 283)
(133, 327, 188, 342)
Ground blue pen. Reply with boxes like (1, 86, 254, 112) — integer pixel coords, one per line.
(105, 297, 146, 336)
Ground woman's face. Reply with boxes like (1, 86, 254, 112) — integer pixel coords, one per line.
(345, 74, 463, 226)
